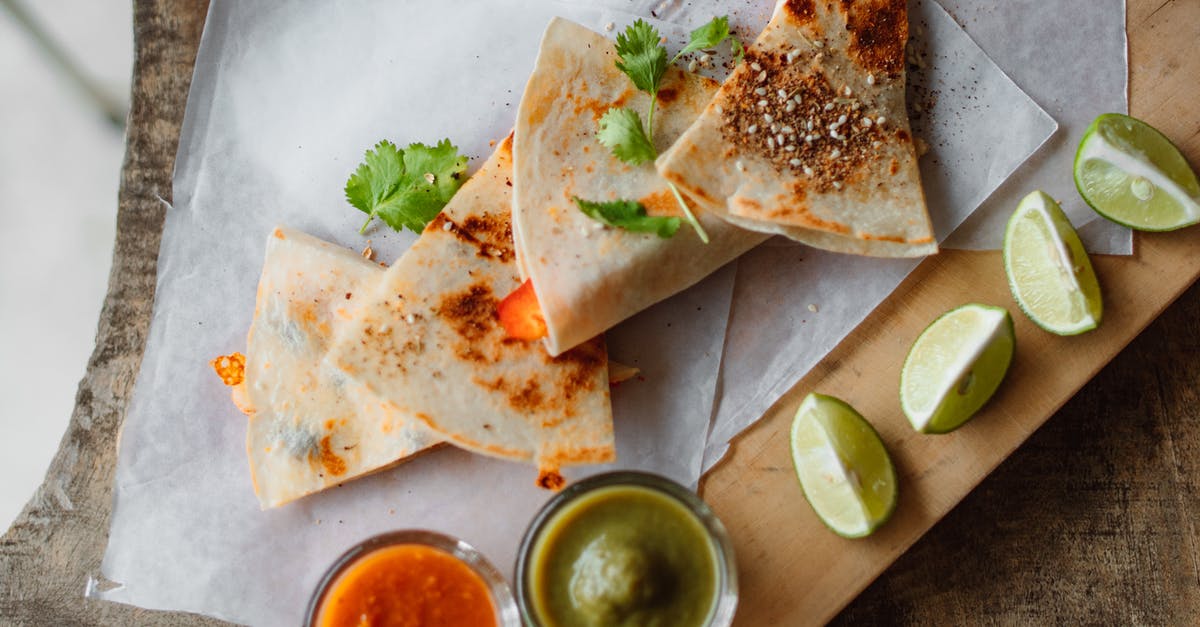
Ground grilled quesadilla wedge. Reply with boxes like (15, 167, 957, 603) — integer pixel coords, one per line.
(243, 227, 440, 508)
(329, 135, 615, 487)
(657, 0, 937, 257)
(512, 18, 769, 357)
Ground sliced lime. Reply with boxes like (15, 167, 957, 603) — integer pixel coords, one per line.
(1074, 113, 1200, 231)
(789, 393, 897, 538)
(1003, 190, 1103, 335)
(900, 304, 1014, 434)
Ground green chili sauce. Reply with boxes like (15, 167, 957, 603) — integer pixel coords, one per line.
(527, 485, 719, 626)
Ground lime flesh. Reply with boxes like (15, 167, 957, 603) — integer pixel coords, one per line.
(1074, 113, 1200, 231)
(900, 304, 1015, 434)
(1004, 190, 1103, 335)
(790, 394, 897, 538)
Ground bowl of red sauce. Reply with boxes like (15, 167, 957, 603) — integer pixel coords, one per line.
(305, 529, 521, 627)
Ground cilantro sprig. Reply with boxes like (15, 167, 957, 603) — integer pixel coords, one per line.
(345, 139, 469, 234)
(573, 197, 680, 238)
(583, 16, 740, 243)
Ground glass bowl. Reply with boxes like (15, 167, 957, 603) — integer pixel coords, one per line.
(515, 471, 738, 626)
(304, 529, 521, 626)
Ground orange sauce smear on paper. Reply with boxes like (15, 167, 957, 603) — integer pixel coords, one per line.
(316, 545, 497, 627)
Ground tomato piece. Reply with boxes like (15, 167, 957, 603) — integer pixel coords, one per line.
(498, 279, 547, 341)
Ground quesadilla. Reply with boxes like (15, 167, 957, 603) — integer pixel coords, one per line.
(329, 135, 615, 488)
(241, 228, 440, 508)
(512, 18, 769, 357)
(657, 0, 937, 257)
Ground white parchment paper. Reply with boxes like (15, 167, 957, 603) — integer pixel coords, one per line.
(98, 2, 739, 625)
(937, 0, 1130, 253)
(96, 0, 1127, 623)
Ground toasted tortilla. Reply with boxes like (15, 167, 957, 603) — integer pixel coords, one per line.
(512, 18, 769, 357)
(243, 228, 439, 508)
(657, 0, 936, 258)
(329, 135, 614, 484)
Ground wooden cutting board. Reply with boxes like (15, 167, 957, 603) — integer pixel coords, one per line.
(1, 1, 1197, 625)
(703, 1, 1200, 624)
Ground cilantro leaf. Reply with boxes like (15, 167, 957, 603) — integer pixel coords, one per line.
(573, 197, 680, 238)
(345, 139, 469, 234)
(730, 34, 745, 65)
(614, 20, 668, 95)
(596, 107, 658, 166)
(674, 16, 732, 61)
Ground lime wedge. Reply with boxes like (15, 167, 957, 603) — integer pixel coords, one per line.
(900, 304, 1015, 434)
(1003, 190, 1103, 335)
(789, 393, 897, 538)
(1074, 113, 1200, 231)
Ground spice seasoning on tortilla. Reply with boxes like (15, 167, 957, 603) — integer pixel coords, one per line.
(314, 544, 498, 627)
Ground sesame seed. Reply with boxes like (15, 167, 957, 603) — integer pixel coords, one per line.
(423, 172, 436, 184)
(758, 99, 769, 107)
(867, 73, 876, 86)
(876, 116, 886, 125)
(405, 313, 416, 324)
(754, 87, 767, 96)
(862, 117, 873, 127)
(832, 181, 843, 190)
(805, 134, 815, 143)
(604, 21, 615, 31)
(785, 144, 796, 152)
(777, 89, 788, 99)
(688, 59, 698, 73)
(794, 94, 804, 105)
(776, 133, 785, 145)
(757, 70, 768, 82)
(770, 123, 778, 132)
(872, 141, 883, 149)
(700, 53, 711, 65)
(714, 105, 723, 114)
(843, 86, 852, 97)
(785, 101, 796, 113)
(807, 303, 819, 312)
(751, 62, 762, 71)
(766, 136, 775, 148)
(824, 103, 835, 111)
(814, 40, 824, 48)
(735, 160, 746, 171)
(781, 125, 794, 133)
(789, 158, 802, 166)
(746, 124, 758, 134)
(786, 51, 799, 64)
(442, 221, 454, 231)
(806, 120, 814, 131)
(830, 149, 841, 158)
(837, 114, 848, 125)
(828, 123, 839, 132)
(763, 113, 774, 123)
(804, 166, 814, 176)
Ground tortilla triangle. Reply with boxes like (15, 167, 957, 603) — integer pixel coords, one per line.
(658, 0, 936, 257)
(243, 227, 440, 508)
(329, 136, 615, 487)
(512, 18, 768, 357)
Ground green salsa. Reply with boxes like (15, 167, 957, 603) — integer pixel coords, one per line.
(527, 485, 719, 626)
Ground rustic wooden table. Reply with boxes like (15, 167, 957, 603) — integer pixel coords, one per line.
(2, 1, 1197, 624)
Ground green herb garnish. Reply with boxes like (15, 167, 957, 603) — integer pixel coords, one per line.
(573, 197, 681, 238)
(585, 16, 739, 242)
(345, 139, 469, 234)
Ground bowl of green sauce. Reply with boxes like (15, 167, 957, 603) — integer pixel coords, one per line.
(515, 471, 737, 626)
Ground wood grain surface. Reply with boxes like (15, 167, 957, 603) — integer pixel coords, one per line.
(2, 1, 1197, 625)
